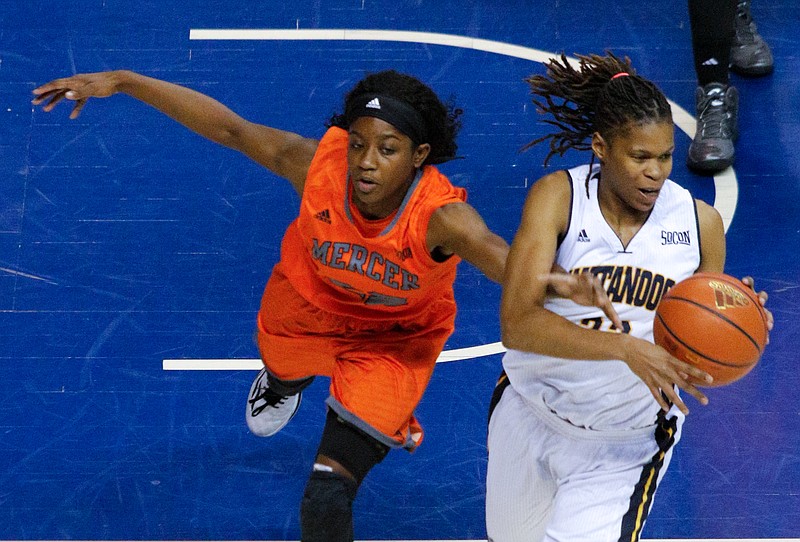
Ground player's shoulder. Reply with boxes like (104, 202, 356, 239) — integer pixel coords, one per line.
(531, 168, 570, 191)
(519, 169, 573, 237)
(695, 197, 723, 228)
(693, 196, 716, 213)
(527, 169, 572, 207)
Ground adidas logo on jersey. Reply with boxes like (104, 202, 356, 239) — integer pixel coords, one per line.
(702, 57, 720, 66)
(365, 98, 381, 109)
(577, 229, 591, 242)
(314, 209, 331, 224)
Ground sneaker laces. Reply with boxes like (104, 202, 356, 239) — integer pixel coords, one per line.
(248, 382, 289, 416)
(735, 1, 758, 43)
(698, 90, 732, 139)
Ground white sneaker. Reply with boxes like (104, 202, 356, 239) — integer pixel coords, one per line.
(246, 368, 301, 437)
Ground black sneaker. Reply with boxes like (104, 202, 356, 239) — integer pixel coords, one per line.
(730, 0, 774, 76)
(246, 368, 301, 437)
(687, 83, 739, 174)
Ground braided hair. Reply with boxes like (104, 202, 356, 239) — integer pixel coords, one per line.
(328, 70, 462, 165)
(523, 52, 673, 166)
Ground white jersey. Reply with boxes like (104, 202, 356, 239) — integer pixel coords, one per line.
(503, 164, 702, 431)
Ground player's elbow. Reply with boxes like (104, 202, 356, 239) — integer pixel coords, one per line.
(215, 121, 250, 150)
(500, 301, 551, 352)
(499, 306, 528, 351)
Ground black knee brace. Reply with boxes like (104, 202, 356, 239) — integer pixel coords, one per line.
(300, 470, 358, 542)
(317, 409, 389, 484)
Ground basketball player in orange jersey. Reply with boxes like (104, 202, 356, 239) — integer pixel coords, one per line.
(33, 68, 619, 542)
(486, 53, 773, 542)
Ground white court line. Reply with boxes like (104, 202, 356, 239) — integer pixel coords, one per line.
(163, 341, 505, 370)
(166, 28, 739, 371)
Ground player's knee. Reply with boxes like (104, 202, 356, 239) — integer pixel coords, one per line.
(317, 410, 389, 485)
(300, 470, 358, 542)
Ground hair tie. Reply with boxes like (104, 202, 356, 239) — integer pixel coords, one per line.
(611, 72, 630, 80)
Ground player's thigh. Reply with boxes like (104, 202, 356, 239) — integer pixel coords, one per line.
(546, 460, 670, 542)
(486, 387, 555, 542)
(545, 412, 683, 542)
(256, 270, 339, 379)
(329, 331, 444, 444)
(545, 468, 644, 542)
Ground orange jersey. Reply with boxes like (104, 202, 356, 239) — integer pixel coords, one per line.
(279, 127, 467, 322)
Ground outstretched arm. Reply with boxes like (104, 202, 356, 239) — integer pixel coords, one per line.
(32, 70, 318, 194)
(426, 200, 623, 323)
(426, 201, 508, 284)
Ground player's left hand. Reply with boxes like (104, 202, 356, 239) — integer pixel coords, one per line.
(540, 272, 623, 331)
(741, 276, 774, 343)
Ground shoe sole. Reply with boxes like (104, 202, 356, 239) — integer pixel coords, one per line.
(687, 158, 733, 175)
(730, 64, 774, 77)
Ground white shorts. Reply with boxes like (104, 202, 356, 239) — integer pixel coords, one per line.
(486, 381, 684, 542)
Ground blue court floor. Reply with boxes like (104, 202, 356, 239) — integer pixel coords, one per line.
(1, 1, 799, 540)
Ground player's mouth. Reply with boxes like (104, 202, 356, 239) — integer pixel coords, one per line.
(638, 187, 660, 205)
(354, 176, 379, 195)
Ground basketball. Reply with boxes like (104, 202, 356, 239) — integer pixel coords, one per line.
(653, 272, 768, 387)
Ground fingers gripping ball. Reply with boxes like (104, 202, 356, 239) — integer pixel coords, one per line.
(654, 273, 768, 387)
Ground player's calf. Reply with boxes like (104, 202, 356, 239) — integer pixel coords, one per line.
(300, 469, 358, 542)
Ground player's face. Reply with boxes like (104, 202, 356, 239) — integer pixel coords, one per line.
(593, 120, 675, 215)
(347, 116, 430, 219)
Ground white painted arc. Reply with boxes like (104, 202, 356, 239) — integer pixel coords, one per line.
(188, 28, 736, 227)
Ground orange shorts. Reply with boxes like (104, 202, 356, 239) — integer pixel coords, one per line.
(256, 264, 456, 450)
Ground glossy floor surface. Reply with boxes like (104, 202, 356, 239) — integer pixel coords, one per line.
(1, 1, 799, 540)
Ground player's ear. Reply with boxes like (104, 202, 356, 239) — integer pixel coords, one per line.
(591, 132, 607, 164)
(413, 143, 431, 168)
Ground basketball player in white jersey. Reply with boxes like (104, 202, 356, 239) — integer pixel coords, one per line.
(486, 52, 772, 542)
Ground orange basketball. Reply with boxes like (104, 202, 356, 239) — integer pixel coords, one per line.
(653, 272, 768, 387)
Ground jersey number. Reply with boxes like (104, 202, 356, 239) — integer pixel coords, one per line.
(579, 317, 631, 334)
(329, 278, 408, 306)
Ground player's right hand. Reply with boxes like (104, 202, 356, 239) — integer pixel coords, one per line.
(32, 71, 123, 119)
(620, 334, 713, 415)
